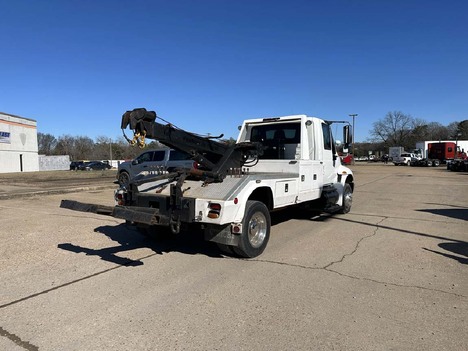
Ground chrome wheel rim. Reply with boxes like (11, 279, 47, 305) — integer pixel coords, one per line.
(248, 212, 267, 248)
(344, 189, 353, 212)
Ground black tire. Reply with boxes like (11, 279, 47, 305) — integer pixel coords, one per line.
(339, 183, 353, 214)
(233, 201, 270, 258)
(432, 160, 440, 167)
(118, 171, 130, 187)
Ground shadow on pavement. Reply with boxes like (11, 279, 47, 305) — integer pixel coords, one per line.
(58, 223, 224, 266)
(417, 208, 468, 221)
(334, 216, 468, 265)
(58, 207, 333, 265)
(423, 242, 468, 265)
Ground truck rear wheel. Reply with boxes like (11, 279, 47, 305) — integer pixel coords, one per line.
(118, 171, 130, 187)
(339, 183, 353, 214)
(234, 201, 270, 258)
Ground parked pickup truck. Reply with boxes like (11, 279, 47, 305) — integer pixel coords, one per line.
(117, 148, 197, 187)
(393, 153, 418, 166)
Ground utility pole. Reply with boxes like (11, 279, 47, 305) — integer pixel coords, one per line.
(349, 114, 358, 164)
(109, 138, 113, 167)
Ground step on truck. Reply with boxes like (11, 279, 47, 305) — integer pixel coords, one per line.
(61, 108, 354, 258)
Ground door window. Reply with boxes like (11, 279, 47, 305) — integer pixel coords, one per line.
(169, 150, 192, 160)
(153, 150, 165, 161)
(321, 123, 332, 150)
(136, 151, 154, 163)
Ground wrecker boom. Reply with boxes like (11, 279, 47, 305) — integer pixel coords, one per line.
(121, 108, 261, 182)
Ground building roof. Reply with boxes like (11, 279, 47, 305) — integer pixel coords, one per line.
(0, 112, 37, 123)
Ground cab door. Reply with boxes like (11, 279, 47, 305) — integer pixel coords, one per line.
(321, 123, 336, 185)
(299, 120, 323, 201)
(131, 150, 155, 175)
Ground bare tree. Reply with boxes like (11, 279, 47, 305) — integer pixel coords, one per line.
(424, 122, 450, 140)
(37, 133, 57, 155)
(74, 136, 94, 160)
(370, 111, 420, 149)
(55, 135, 76, 158)
(449, 120, 468, 139)
(409, 121, 450, 144)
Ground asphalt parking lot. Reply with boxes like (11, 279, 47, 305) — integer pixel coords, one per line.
(0, 164, 467, 350)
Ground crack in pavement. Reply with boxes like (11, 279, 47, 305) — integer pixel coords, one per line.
(2, 215, 465, 313)
(322, 217, 386, 270)
(252, 217, 467, 299)
(0, 326, 38, 351)
(324, 267, 467, 298)
(251, 257, 467, 299)
(0, 252, 160, 310)
(350, 211, 465, 225)
(0, 214, 465, 351)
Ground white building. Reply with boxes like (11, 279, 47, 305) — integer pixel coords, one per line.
(0, 112, 39, 173)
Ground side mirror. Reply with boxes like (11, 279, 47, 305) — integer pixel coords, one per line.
(132, 159, 139, 165)
(343, 125, 352, 149)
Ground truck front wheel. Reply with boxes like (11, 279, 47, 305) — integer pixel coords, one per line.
(234, 201, 271, 258)
(339, 183, 353, 214)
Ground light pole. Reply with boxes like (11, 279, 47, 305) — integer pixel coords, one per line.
(349, 114, 358, 164)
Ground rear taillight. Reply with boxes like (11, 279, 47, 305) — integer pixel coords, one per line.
(192, 161, 199, 169)
(115, 192, 125, 206)
(208, 203, 221, 218)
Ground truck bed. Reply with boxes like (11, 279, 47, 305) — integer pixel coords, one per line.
(138, 172, 300, 201)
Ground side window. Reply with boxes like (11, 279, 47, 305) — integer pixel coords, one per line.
(169, 150, 191, 161)
(321, 123, 332, 150)
(153, 150, 165, 161)
(136, 151, 153, 163)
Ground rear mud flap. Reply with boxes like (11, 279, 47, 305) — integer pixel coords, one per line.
(204, 224, 240, 246)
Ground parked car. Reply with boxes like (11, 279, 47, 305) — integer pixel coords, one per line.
(78, 161, 112, 171)
(117, 149, 197, 186)
(70, 161, 86, 170)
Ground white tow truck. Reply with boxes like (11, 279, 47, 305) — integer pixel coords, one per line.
(61, 108, 354, 258)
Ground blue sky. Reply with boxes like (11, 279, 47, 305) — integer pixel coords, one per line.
(1, 0, 467, 142)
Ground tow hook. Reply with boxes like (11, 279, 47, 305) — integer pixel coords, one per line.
(170, 218, 181, 234)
